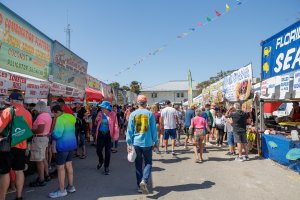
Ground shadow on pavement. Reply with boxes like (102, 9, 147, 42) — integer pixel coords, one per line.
(147, 181, 216, 199)
(153, 156, 191, 164)
(207, 157, 235, 162)
(152, 167, 166, 172)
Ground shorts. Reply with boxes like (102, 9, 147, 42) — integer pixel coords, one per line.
(184, 127, 192, 136)
(0, 148, 26, 174)
(30, 136, 49, 161)
(56, 151, 73, 166)
(227, 132, 234, 146)
(194, 129, 206, 144)
(234, 132, 247, 144)
(163, 129, 176, 140)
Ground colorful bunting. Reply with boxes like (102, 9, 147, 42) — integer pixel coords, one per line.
(114, 1, 245, 77)
(215, 10, 221, 17)
(226, 4, 231, 12)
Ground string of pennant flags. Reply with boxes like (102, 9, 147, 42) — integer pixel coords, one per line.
(114, 0, 246, 77)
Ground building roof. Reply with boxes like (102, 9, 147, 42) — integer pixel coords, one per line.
(141, 80, 198, 92)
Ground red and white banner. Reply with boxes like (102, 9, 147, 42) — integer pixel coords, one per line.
(25, 79, 50, 99)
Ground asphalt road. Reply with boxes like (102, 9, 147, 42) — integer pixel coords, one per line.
(6, 139, 300, 200)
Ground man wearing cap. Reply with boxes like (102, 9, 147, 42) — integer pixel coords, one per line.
(0, 91, 32, 200)
(126, 95, 158, 194)
(72, 100, 87, 159)
(160, 100, 179, 155)
(95, 101, 119, 175)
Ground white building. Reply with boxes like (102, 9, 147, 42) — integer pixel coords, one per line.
(141, 80, 198, 105)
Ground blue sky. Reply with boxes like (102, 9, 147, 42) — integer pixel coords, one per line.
(1, 0, 299, 88)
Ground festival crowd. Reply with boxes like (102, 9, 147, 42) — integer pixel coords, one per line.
(0, 91, 256, 200)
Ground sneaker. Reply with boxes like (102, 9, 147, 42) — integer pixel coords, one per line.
(137, 187, 143, 194)
(205, 142, 213, 146)
(49, 189, 67, 198)
(29, 178, 46, 187)
(243, 155, 250, 161)
(45, 175, 51, 182)
(97, 163, 103, 170)
(235, 156, 244, 162)
(171, 151, 176, 156)
(165, 150, 169, 154)
(139, 180, 149, 194)
(66, 185, 76, 193)
(103, 168, 110, 175)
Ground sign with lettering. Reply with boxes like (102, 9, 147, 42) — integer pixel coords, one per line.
(0, 4, 52, 80)
(25, 79, 49, 98)
(51, 41, 87, 90)
(223, 64, 252, 102)
(261, 20, 300, 80)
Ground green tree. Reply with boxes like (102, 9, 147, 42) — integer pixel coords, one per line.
(109, 82, 120, 89)
(130, 81, 141, 94)
(121, 85, 130, 91)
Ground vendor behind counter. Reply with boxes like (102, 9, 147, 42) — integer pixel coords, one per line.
(289, 102, 300, 122)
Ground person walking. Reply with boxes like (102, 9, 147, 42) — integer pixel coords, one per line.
(150, 104, 161, 152)
(0, 91, 32, 200)
(29, 101, 52, 187)
(215, 111, 226, 147)
(225, 103, 249, 161)
(205, 104, 214, 146)
(225, 116, 235, 155)
(183, 104, 196, 149)
(72, 100, 87, 159)
(49, 105, 77, 198)
(95, 101, 119, 175)
(190, 109, 210, 163)
(174, 105, 183, 147)
(160, 100, 179, 155)
(126, 95, 158, 194)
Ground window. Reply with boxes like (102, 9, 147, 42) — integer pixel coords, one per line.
(181, 93, 184, 98)
(151, 93, 157, 98)
(176, 93, 180, 98)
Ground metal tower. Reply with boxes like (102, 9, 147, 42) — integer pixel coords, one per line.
(65, 23, 71, 49)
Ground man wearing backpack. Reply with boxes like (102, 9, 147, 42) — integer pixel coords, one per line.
(0, 91, 33, 200)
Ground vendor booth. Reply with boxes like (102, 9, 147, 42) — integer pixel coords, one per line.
(260, 20, 300, 173)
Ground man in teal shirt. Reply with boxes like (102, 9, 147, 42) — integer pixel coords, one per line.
(126, 95, 158, 195)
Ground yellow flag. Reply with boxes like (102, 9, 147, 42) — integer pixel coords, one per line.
(226, 4, 230, 12)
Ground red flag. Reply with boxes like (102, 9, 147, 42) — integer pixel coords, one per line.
(215, 10, 221, 17)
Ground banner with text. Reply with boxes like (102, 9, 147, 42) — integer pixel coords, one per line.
(86, 74, 102, 91)
(261, 20, 300, 80)
(223, 64, 252, 102)
(51, 41, 88, 90)
(50, 82, 84, 98)
(0, 4, 52, 80)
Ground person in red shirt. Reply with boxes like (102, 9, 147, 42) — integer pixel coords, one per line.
(0, 91, 33, 200)
(57, 98, 74, 115)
